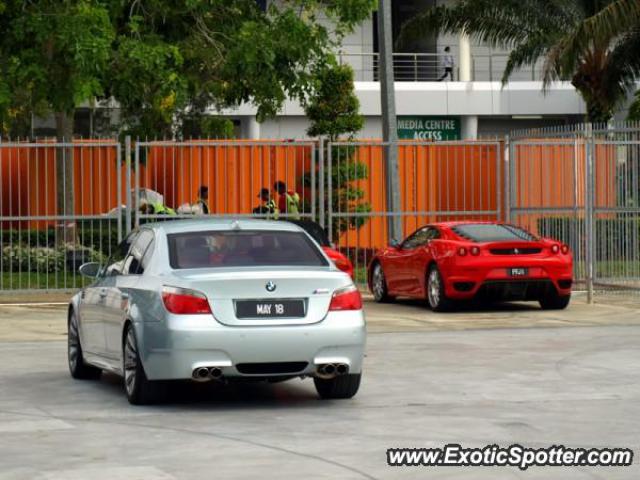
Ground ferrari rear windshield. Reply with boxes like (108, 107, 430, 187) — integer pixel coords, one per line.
(452, 224, 537, 242)
(168, 230, 329, 269)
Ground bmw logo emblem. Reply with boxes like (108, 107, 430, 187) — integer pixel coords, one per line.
(265, 281, 276, 292)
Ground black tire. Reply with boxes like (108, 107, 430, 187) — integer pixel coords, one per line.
(370, 262, 395, 303)
(539, 291, 571, 310)
(123, 324, 163, 405)
(314, 373, 361, 399)
(426, 264, 453, 312)
(68, 311, 102, 380)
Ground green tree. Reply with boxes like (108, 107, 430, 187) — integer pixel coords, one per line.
(399, 0, 640, 123)
(0, 0, 375, 240)
(303, 64, 369, 241)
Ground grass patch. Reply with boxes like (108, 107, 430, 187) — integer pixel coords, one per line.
(0, 271, 87, 290)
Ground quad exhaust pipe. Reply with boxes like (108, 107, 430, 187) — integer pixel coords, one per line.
(192, 366, 224, 382)
(316, 363, 349, 379)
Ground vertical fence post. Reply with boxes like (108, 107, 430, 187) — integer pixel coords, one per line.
(125, 136, 132, 234)
(327, 141, 333, 242)
(503, 135, 510, 222)
(116, 142, 122, 242)
(310, 143, 316, 222)
(585, 124, 595, 303)
(134, 139, 140, 228)
(319, 137, 325, 229)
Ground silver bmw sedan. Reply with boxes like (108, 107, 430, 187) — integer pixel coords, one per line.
(68, 219, 366, 404)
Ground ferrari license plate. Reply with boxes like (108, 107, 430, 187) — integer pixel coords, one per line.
(235, 299, 305, 319)
(508, 267, 529, 277)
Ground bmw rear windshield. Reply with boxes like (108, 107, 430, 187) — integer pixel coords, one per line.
(168, 230, 329, 269)
(452, 224, 537, 242)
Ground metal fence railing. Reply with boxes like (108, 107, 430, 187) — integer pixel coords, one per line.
(0, 140, 122, 292)
(326, 140, 503, 284)
(509, 123, 640, 297)
(132, 140, 317, 227)
(0, 125, 638, 298)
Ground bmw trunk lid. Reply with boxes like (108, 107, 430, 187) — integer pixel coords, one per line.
(170, 267, 352, 326)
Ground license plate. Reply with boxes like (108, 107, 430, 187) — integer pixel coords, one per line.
(508, 267, 529, 277)
(235, 299, 305, 319)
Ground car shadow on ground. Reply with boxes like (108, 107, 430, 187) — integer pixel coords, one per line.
(96, 371, 326, 409)
(380, 298, 544, 313)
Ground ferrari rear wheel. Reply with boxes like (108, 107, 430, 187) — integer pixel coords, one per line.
(539, 291, 571, 310)
(371, 263, 394, 303)
(426, 265, 453, 312)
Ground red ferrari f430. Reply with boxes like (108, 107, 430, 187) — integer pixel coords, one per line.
(368, 222, 573, 311)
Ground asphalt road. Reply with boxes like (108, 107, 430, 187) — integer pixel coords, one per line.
(0, 297, 638, 479)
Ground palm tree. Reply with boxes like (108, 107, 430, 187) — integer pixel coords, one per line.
(399, 0, 640, 123)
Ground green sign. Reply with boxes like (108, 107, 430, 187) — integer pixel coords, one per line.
(397, 116, 461, 141)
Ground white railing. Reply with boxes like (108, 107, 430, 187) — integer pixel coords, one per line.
(337, 52, 543, 82)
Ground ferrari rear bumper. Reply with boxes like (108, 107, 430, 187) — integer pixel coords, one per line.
(443, 260, 573, 300)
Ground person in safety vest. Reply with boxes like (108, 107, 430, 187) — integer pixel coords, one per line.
(195, 185, 210, 214)
(274, 181, 300, 220)
(140, 200, 176, 215)
(253, 188, 279, 218)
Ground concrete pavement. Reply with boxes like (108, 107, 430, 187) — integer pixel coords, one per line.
(0, 297, 638, 479)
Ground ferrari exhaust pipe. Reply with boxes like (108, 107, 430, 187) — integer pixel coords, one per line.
(335, 363, 349, 376)
(209, 367, 223, 379)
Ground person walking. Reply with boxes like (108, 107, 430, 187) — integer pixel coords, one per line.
(273, 181, 301, 220)
(253, 188, 279, 218)
(438, 46, 454, 81)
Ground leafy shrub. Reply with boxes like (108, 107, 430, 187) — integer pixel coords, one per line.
(1, 244, 106, 273)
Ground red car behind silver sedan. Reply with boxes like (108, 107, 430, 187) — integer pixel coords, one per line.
(368, 222, 573, 311)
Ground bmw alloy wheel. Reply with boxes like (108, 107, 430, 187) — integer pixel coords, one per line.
(68, 313, 80, 372)
(124, 328, 138, 397)
(68, 311, 101, 379)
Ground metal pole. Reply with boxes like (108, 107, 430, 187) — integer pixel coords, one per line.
(585, 124, 594, 303)
(125, 136, 132, 234)
(377, 0, 402, 242)
(319, 137, 325, 229)
(504, 135, 510, 222)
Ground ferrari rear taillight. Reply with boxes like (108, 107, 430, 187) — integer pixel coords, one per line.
(329, 285, 362, 311)
(333, 256, 353, 273)
(470, 246, 480, 256)
(162, 286, 211, 314)
(561, 244, 570, 254)
(457, 247, 468, 256)
(551, 244, 560, 254)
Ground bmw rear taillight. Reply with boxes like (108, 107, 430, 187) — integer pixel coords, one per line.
(162, 286, 211, 314)
(458, 247, 468, 256)
(561, 244, 570, 254)
(329, 285, 363, 311)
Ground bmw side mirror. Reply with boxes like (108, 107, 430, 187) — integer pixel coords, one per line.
(79, 262, 101, 278)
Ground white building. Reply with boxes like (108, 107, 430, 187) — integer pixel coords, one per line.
(33, 1, 587, 140)
(228, 0, 586, 140)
